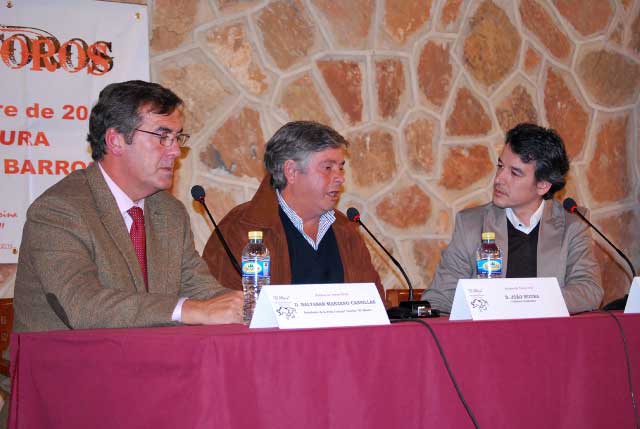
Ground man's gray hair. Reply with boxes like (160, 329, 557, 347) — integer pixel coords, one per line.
(264, 121, 348, 190)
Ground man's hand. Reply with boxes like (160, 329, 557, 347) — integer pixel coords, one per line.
(181, 291, 243, 325)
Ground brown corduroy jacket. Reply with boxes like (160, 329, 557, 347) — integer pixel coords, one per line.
(203, 176, 384, 301)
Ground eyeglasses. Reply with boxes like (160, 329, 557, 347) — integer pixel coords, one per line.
(134, 128, 191, 147)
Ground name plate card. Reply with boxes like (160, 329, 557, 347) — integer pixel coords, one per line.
(450, 277, 569, 321)
(624, 277, 640, 314)
(250, 283, 389, 329)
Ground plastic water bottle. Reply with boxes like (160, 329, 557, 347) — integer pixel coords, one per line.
(241, 231, 270, 324)
(476, 232, 502, 278)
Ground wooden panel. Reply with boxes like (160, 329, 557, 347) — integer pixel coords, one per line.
(385, 289, 425, 307)
(0, 299, 13, 377)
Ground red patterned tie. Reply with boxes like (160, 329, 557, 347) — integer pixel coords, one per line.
(127, 206, 148, 290)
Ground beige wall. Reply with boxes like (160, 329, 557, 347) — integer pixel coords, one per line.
(3, 0, 639, 306)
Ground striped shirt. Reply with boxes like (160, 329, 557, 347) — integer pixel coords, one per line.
(276, 190, 336, 251)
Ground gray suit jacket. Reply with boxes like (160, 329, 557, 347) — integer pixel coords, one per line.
(422, 200, 603, 314)
(14, 163, 226, 332)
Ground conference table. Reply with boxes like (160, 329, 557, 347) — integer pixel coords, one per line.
(8, 312, 640, 428)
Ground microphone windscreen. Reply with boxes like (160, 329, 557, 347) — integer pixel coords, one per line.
(191, 185, 205, 201)
(346, 207, 359, 222)
(562, 197, 577, 213)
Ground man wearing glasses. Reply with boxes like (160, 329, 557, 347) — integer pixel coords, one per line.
(12, 80, 243, 333)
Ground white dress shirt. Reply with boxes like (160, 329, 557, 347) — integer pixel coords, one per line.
(506, 200, 545, 235)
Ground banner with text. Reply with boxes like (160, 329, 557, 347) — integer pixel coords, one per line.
(0, 0, 149, 263)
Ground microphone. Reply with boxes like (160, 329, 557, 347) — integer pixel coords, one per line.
(346, 207, 438, 318)
(191, 185, 242, 276)
(562, 198, 636, 310)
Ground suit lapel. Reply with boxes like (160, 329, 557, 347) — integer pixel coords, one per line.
(332, 217, 352, 282)
(86, 163, 146, 292)
(243, 177, 292, 285)
(537, 200, 564, 279)
(144, 196, 170, 294)
(483, 204, 508, 273)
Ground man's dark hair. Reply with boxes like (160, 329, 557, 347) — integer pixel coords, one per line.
(505, 123, 570, 200)
(264, 121, 348, 190)
(87, 80, 183, 161)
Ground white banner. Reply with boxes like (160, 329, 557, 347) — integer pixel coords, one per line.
(0, 0, 149, 263)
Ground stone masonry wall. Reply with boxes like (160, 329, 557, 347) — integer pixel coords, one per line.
(148, 0, 640, 306)
(2, 0, 638, 306)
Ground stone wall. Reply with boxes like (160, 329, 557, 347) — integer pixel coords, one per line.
(3, 0, 639, 306)
(148, 0, 639, 305)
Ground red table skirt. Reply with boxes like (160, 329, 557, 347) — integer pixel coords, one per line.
(9, 312, 640, 428)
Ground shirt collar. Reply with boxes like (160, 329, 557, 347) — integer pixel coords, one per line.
(98, 162, 144, 215)
(506, 200, 545, 235)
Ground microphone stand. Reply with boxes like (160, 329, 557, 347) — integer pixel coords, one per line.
(571, 209, 636, 279)
(350, 210, 438, 318)
(567, 203, 636, 311)
(192, 192, 242, 276)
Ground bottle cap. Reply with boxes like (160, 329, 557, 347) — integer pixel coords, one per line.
(248, 231, 263, 240)
(481, 232, 495, 240)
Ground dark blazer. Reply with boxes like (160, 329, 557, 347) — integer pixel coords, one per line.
(202, 176, 384, 301)
(14, 163, 226, 332)
(423, 200, 603, 314)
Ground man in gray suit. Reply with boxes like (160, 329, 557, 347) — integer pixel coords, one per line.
(423, 123, 603, 314)
(13, 80, 243, 332)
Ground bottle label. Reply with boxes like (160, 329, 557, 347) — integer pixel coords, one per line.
(476, 258, 502, 276)
(242, 260, 270, 277)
